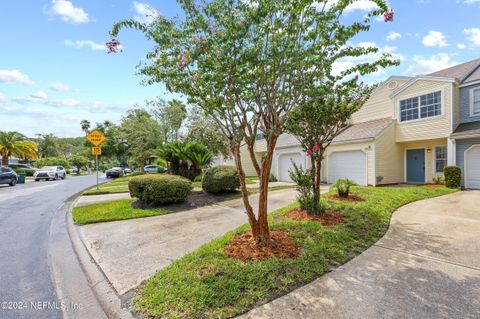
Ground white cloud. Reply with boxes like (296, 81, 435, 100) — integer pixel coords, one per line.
(331, 61, 356, 77)
(464, 28, 480, 46)
(457, 43, 467, 49)
(64, 39, 105, 51)
(50, 82, 72, 92)
(404, 54, 458, 76)
(31, 91, 49, 99)
(314, 0, 386, 13)
(13, 95, 80, 107)
(46, 0, 89, 24)
(133, 1, 159, 24)
(0, 69, 34, 86)
(422, 30, 448, 47)
(0, 92, 5, 104)
(463, 0, 480, 4)
(386, 32, 401, 41)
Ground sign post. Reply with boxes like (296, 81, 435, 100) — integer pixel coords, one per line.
(86, 130, 107, 190)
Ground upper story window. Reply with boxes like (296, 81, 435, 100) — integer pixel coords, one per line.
(399, 91, 442, 122)
(471, 88, 480, 116)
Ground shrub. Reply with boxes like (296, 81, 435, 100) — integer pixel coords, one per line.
(13, 168, 36, 176)
(157, 166, 166, 173)
(288, 163, 318, 212)
(129, 174, 193, 206)
(202, 165, 240, 194)
(432, 175, 444, 185)
(268, 173, 277, 182)
(131, 171, 146, 176)
(444, 166, 461, 188)
(194, 174, 204, 182)
(331, 178, 357, 198)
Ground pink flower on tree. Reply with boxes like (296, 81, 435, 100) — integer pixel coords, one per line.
(306, 149, 312, 156)
(312, 144, 319, 152)
(354, 74, 359, 81)
(177, 52, 190, 68)
(106, 38, 122, 54)
(384, 9, 394, 22)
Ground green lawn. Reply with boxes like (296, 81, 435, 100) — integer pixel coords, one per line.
(133, 186, 456, 319)
(82, 175, 133, 195)
(73, 199, 172, 225)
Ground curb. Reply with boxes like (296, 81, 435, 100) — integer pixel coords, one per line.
(65, 196, 135, 319)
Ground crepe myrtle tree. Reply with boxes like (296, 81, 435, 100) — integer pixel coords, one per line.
(285, 80, 376, 216)
(108, 0, 396, 245)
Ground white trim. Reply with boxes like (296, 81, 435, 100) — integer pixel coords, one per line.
(450, 83, 455, 132)
(447, 138, 456, 166)
(451, 132, 480, 140)
(390, 76, 457, 98)
(404, 148, 427, 183)
(327, 149, 368, 186)
(372, 142, 377, 186)
(432, 145, 448, 175)
(397, 89, 445, 124)
(464, 144, 480, 189)
(459, 79, 480, 88)
(469, 87, 480, 117)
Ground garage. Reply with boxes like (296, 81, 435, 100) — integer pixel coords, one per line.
(277, 152, 303, 182)
(328, 150, 367, 185)
(465, 145, 480, 189)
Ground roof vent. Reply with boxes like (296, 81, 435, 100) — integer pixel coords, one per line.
(387, 80, 398, 90)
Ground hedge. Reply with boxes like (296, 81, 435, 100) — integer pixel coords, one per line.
(202, 165, 240, 194)
(444, 166, 461, 188)
(129, 174, 193, 206)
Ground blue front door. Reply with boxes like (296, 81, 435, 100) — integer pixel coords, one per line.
(407, 149, 425, 183)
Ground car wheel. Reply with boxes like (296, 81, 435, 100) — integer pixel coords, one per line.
(61, 174, 66, 180)
(9, 178, 17, 186)
(54, 174, 59, 180)
(35, 179, 40, 182)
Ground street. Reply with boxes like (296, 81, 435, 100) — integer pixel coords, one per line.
(0, 175, 103, 319)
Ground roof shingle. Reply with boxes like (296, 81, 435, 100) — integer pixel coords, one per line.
(427, 58, 480, 83)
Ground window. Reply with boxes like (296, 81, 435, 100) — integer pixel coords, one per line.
(399, 91, 442, 122)
(255, 132, 265, 140)
(435, 146, 447, 173)
(471, 88, 480, 116)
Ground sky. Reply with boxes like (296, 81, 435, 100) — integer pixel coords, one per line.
(0, 0, 479, 138)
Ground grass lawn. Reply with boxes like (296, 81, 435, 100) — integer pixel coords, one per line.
(82, 175, 133, 195)
(133, 185, 456, 319)
(73, 199, 173, 225)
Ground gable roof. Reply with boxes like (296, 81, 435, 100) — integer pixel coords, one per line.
(428, 58, 480, 84)
(451, 121, 480, 138)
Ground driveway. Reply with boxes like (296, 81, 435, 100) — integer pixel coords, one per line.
(77, 187, 327, 295)
(240, 190, 480, 319)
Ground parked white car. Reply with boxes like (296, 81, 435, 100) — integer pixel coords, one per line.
(34, 166, 67, 181)
(144, 165, 159, 173)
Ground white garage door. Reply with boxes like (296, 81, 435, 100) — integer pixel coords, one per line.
(328, 150, 367, 186)
(466, 145, 480, 189)
(278, 153, 303, 182)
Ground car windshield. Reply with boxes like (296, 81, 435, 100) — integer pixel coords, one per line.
(41, 166, 57, 170)
(112, 167, 122, 170)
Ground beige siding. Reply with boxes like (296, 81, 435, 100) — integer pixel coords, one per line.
(325, 141, 375, 185)
(374, 124, 403, 184)
(393, 80, 452, 142)
(240, 144, 262, 176)
(352, 78, 409, 124)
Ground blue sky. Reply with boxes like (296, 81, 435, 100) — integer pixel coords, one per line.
(0, 0, 479, 137)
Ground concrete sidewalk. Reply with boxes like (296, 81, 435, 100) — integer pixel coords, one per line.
(77, 187, 328, 295)
(240, 190, 480, 319)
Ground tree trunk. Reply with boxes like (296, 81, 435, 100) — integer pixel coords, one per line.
(255, 133, 278, 245)
(312, 149, 325, 216)
(231, 141, 260, 239)
(2, 154, 8, 166)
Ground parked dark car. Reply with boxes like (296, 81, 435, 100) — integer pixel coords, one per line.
(106, 167, 124, 178)
(0, 166, 18, 186)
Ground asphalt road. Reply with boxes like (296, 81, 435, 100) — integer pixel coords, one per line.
(0, 175, 103, 319)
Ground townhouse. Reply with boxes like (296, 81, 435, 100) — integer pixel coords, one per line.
(243, 58, 480, 189)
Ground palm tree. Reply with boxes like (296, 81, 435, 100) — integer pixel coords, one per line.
(80, 120, 91, 135)
(187, 142, 213, 174)
(0, 131, 39, 166)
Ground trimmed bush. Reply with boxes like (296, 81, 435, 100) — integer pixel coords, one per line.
(269, 173, 278, 182)
(131, 171, 146, 176)
(129, 174, 193, 206)
(444, 166, 461, 188)
(202, 165, 240, 194)
(13, 168, 36, 176)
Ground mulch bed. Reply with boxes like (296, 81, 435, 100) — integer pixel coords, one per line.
(285, 208, 345, 226)
(327, 194, 364, 202)
(423, 183, 444, 188)
(224, 230, 299, 261)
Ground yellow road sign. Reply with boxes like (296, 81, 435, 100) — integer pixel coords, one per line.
(91, 146, 102, 156)
(86, 129, 106, 146)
